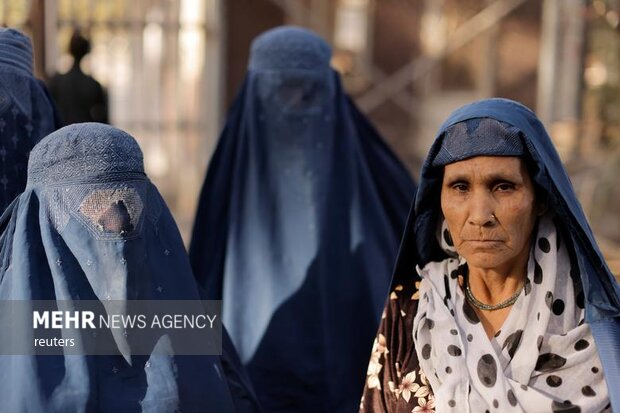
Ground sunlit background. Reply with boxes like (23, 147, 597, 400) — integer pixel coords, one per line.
(1, 0, 619, 275)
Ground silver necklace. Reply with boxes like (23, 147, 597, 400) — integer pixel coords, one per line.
(465, 280, 524, 311)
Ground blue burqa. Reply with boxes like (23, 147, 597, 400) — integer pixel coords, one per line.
(0, 123, 261, 412)
(0, 28, 60, 213)
(359, 98, 620, 412)
(189, 27, 416, 412)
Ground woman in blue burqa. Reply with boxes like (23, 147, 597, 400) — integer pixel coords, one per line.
(189, 26, 416, 412)
(359, 98, 620, 412)
(0, 28, 60, 213)
(0, 123, 261, 412)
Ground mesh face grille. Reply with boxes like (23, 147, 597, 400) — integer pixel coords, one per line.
(78, 187, 143, 236)
(256, 72, 332, 115)
(41, 181, 157, 239)
(96, 200, 133, 233)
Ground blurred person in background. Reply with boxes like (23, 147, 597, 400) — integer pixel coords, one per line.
(48, 28, 108, 125)
(359, 98, 619, 413)
(189, 26, 416, 413)
(0, 123, 261, 413)
(0, 27, 60, 213)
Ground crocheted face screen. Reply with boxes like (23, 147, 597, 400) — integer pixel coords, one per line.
(43, 181, 158, 241)
(78, 187, 143, 236)
(276, 75, 327, 110)
(255, 71, 332, 115)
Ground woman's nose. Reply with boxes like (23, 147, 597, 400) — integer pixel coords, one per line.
(467, 192, 496, 227)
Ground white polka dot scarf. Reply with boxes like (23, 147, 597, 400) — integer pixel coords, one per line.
(413, 214, 610, 412)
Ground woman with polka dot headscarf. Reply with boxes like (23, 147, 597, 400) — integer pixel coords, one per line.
(359, 98, 619, 413)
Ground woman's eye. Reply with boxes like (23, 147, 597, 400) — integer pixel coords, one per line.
(452, 183, 468, 192)
(494, 183, 515, 192)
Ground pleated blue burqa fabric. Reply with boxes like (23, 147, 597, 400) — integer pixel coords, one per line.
(0, 28, 60, 213)
(0, 123, 261, 412)
(189, 26, 416, 412)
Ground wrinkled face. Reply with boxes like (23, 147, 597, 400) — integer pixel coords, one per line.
(440, 156, 539, 272)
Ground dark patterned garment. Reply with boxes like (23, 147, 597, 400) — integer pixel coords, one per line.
(361, 280, 436, 413)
